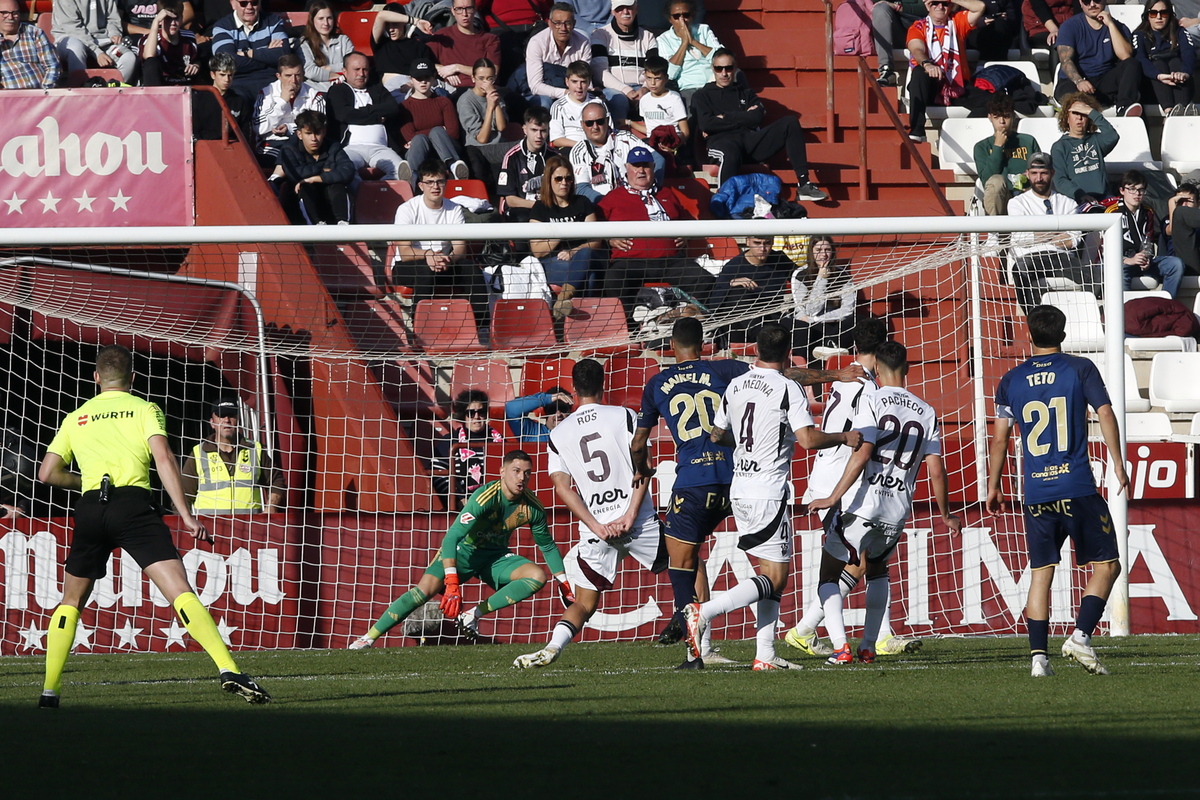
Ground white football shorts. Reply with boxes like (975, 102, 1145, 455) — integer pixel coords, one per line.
(732, 497, 792, 563)
(824, 512, 902, 565)
(568, 513, 666, 592)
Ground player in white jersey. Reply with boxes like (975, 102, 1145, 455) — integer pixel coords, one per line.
(784, 319, 923, 659)
(809, 341, 961, 665)
(683, 325, 862, 670)
(514, 359, 666, 668)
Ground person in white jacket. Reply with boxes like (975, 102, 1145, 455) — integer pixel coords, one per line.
(252, 53, 326, 170)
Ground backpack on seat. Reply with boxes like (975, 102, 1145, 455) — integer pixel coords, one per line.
(833, 0, 876, 57)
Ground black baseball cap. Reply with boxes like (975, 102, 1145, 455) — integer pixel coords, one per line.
(212, 398, 240, 419)
(411, 60, 437, 80)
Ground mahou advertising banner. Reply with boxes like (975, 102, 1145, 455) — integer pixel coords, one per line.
(0, 88, 194, 227)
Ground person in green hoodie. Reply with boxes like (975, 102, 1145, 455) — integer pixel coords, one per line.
(975, 93, 1042, 215)
(1050, 91, 1119, 203)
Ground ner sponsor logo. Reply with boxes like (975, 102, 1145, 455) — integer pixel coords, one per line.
(590, 487, 628, 507)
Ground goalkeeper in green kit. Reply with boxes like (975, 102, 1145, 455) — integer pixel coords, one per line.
(350, 450, 575, 647)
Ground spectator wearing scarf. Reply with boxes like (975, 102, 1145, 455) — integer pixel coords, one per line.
(905, 0, 987, 141)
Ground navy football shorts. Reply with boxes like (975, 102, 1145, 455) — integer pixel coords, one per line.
(1023, 493, 1118, 570)
(65, 487, 180, 579)
(662, 484, 732, 546)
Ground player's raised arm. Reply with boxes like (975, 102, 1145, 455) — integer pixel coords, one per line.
(986, 417, 1013, 514)
(796, 425, 863, 452)
(783, 363, 867, 386)
(925, 452, 962, 535)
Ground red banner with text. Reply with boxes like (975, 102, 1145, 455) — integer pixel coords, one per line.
(0, 88, 194, 227)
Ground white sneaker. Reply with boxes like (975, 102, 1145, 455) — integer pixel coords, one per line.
(1061, 637, 1109, 675)
(513, 645, 561, 669)
(753, 655, 804, 671)
(700, 648, 738, 665)
(396, 161, 413, 184)
(348, 634, 375, 650)
(783, 627, 834, 656)
(450, 159, 469, 180)
(456, 611, 480, 641)
(812, 346, 850, 361)
(876, 634, 923, 656)
(1031, 655, 1054, 677)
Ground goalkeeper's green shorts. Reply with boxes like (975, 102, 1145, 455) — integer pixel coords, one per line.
(423, 545, 532, 590)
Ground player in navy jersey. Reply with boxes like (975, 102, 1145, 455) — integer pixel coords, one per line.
(630, 317, 863, 666)
(987, 305, 1130, 677)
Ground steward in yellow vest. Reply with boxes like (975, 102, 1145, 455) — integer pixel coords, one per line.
(180, 398, 284, 514)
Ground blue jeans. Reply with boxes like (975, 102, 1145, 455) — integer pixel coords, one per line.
(1125, 255, 1185, 298)
(405, 128, 463, 187)
(541, 247, 593, 289)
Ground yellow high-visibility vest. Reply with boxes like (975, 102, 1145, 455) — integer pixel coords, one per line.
(192, 441, 262, 512)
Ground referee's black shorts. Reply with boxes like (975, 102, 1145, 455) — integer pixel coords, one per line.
(64, 486, 180, 580)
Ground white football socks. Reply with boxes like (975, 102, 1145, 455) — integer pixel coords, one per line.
(755, 598, 780, 662)
(818, 581, 847, 649)
(700, 574, 772, 622)
(549, 621, 576, 652)
(861, 574, 889, 653)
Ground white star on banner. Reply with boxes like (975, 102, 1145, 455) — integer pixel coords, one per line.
(161, 618, 188, 650)
(74, 191, 96, 212)
(114, 620, 144, 649)
(19, 626, 44, 651)
(215, 617, 238, 646)
(4, 192, 25, 214)
(72, 624, 93, 651)
(108, 190, 131, 211)
(39, 192, 60, 213)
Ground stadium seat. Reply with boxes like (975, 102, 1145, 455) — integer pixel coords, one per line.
(1016, 117, 1062, 153)
(1161, 117, 1200, 175)
(1041, 291, 1104, 352)
(283, 11, 308, 34)
(1126, 412, 1174, 441)
(564, 297, 638, 355)
(309, 242, 384, 298)
(490, 299, 558, 352)
(445, 179, 489, 201)
(937, 118, 993, 176)
(413, 298, 484, 355)
(36, 12, 53, 43)
(377, 359, 443, 417)
(1086, 351, 1152, 413)
(521, 357, 577, 396)
(356, 181, 414, 224)
(1191, 412, 1200, 435)
(1149, 352, 1200, 411)
(665, 178, 716, 220)
(1106, 118, 1158, 172)
(339, 11, 376, 55)
(1107, 3, 1142, 31)
(604, 355, 661, 408)
(452, 359, 516, 411)
(706, 237, 741, 261)
(1124, 290, 1171, 303)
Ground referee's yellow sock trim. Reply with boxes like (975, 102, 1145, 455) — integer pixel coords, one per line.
(173, 592, 238, 674)
(44, 605, 80, 695)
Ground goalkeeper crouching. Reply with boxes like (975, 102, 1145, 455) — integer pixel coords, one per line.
(350, 450, 574, 648)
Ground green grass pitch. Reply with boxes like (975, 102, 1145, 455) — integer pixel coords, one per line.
(5, 636, 1200, 799)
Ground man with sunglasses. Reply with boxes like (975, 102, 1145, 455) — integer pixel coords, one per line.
(427, 0, 501, 90)
(693, 48, 828, 200)
(1112, 169, 1184, 297)
(1053, 0, 1141, 115)
(569, 100, 663, 200)
(905, 0, 988, 142)
(657, 0, 721, 104)
(210, 0, 290, 100)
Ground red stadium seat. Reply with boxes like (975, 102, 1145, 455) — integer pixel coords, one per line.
(445, 179, 489, 200)
(707, 237, 741, 261)
(665, 177, 716, 220)
(604, 355, 661, 409)
(309, 242, 383, 297)
(339, 11, 377, 55)
(356, 180, 413, 225)
(413, 298, 484, 355)
(66, 68, 124, 87)
(452, 359, 516, 412)
(490, 299, 558, 352)
(377, 359, 443, 417)
(36, 12, 54, 43)
(564, 297, 638, 356)
(283, 11, 308, 34)
(521, 357, 577, 396)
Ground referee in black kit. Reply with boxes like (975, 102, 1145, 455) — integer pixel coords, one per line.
(37, 345, 271, 707)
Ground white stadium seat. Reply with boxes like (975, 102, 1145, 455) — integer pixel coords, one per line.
(1161, 117, 1200, 175)
(1107, 117, 1159, 171)
(1084, 352, 1151, 412)
(1042, 291, 1105, 352)
(937, 118, 994, 176)
(1126, 411, 1174, 441)
(1148, 352, 1200, 412)
(1107, 4, 1143, 31)
(1016, 117, 1062, 154)
(1124, 290, 1171, 302)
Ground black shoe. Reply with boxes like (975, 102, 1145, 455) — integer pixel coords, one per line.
(657, 614, 684, 645)
(878, 67, 898, 87)
(38, 692, 59, 709)
(220, 671, 272, 704)
(674, 657, 705, 670)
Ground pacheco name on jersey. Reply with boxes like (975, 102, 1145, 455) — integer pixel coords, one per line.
(878, 393, 928, 413)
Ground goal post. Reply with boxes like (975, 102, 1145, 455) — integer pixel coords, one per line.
(0, 212, 1133, 655)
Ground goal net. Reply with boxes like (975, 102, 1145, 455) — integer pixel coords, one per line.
(0, 214, 1131, 656)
